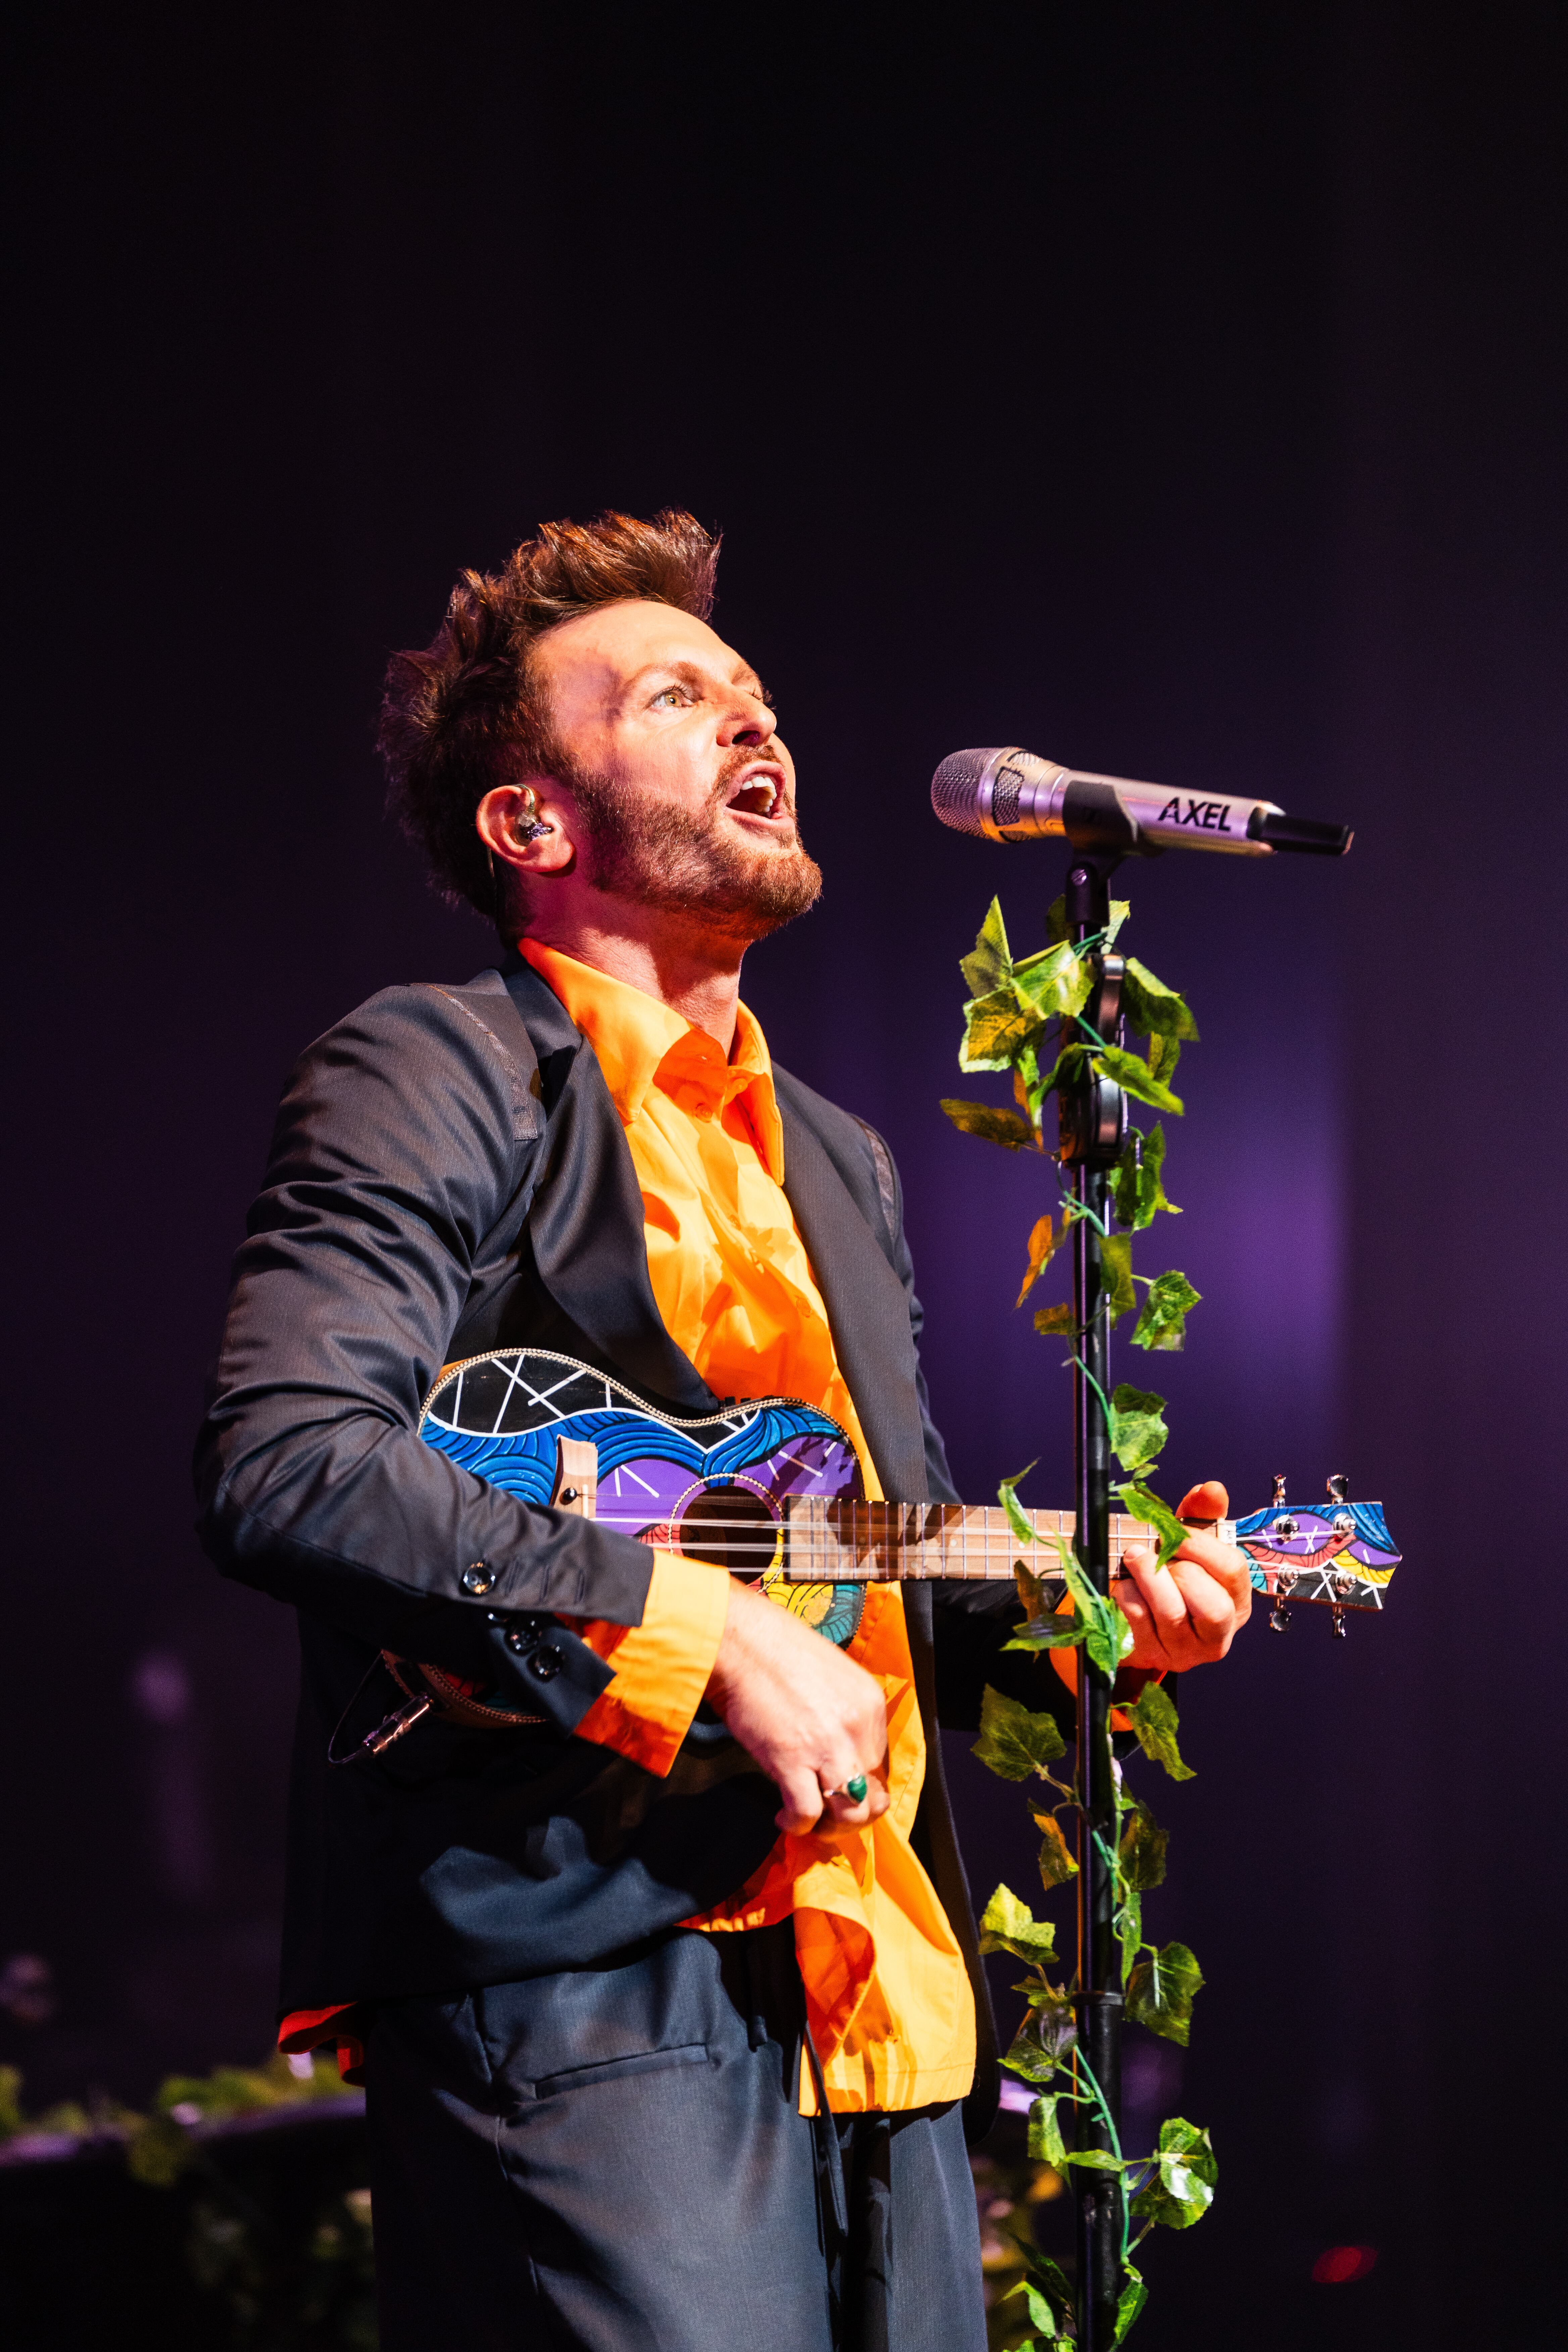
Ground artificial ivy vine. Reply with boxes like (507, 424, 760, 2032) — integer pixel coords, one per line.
(942, 895, 1218, 2347)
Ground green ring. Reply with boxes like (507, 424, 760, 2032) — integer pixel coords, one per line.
(844, 1773, 868, 1804)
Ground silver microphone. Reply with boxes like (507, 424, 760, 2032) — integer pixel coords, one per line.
(931, 746, 1351, 859)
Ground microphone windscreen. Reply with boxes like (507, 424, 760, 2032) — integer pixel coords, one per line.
(930, 747, 1002, 836)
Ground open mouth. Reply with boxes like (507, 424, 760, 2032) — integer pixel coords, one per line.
(724, 765, 788, 823)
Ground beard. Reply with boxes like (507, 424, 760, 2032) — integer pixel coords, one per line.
(560, 747, 823, 942)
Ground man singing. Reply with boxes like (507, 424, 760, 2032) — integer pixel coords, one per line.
(195, 509, 1250, 2350)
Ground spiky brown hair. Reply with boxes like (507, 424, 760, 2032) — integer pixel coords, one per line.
(379, 508, 721, 929)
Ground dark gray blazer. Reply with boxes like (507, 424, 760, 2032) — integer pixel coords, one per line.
(195, 958, 1064, 2127)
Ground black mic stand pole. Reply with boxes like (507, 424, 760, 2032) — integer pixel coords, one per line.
(1062, 852, 1129, 2351)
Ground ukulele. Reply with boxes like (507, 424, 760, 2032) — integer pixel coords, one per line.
(392, 1348, 1400, 1735)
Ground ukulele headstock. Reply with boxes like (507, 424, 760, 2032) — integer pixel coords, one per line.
(1234, 1473, 1401, 1638)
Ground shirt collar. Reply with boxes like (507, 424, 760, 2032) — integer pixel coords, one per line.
(520, 940, 785, 1182)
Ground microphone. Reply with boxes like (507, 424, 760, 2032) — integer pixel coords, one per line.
(931, 746, 1351, 859)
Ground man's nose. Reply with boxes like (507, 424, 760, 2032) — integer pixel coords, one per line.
(717, 690, 776, 748)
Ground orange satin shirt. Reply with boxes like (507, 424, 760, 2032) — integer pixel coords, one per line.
(523, 942, 975, 2116)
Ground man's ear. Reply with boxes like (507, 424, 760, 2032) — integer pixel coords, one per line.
(476, 782, 578, 878)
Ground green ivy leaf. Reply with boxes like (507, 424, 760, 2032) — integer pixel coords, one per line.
(1064, 2148, 1125, 2172)
(1148, 1033, 1183, 1093)
(1140, 1122, 1180, 1219)
(1036, 1038, 1089, 1100)
(1100, 1232, 1137, 1326)
(1113, 2263, 1149, 2343)
(1115, 1479, 1189, 1565)
(1131, 1270, 1202, 1352)
(124, 2112, 195, 2188)
(1112, 1123, 1181, 1230)
(1028, 2093, 1069, 2170)
(1014, 1976, 1076, 2025)
(1111, 1130, 1146, 1229)
(940, 1099, 1040, 1152)
(1118, 1795, 1169, 1890)
(1014, 1556, 1048, 1618)
(1129, 2117, 1217, 2230)
(973, 1684, 1067, 1780)
(979, 1884, 1061, 1965)
(960, 896, 1013, 998)
(1004, 1611, 1088, 1654)
(1005, 1987, 1077, 2071)
(1003, 2035, 1065, 2087)
(960, 987, 1045, 1072)
(1121, 958, 1199, 1042)
(1117, 1883, 1143, 1984)
(1014, 1040, 1050, 1130)
(1035, 1811, 1080, 1888)
(1108, 1383, 1168, 1473)
(1018, 2256, 1077, 2343)
(1126, 1942, 1205, 2046)
(1034, 1302, 1077, 1337)
(1156, 2117, 1218, 2219)
(1122, 1679, 1196, 1781)
(1045, 893, 1069, 945)
(1057, 1536, 1135, 1678)
(999, 1465, 1040, 1546)
(1095, 1044, 1185, 1116)
(1025, 2280, 1062, 2340)
(1009, 1555, 1086, 1650)
(1013, 939, 1093, 1022)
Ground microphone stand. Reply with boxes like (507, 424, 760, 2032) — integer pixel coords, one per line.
(1063, 853, 1127, 2351)
(931, 772, 1348, 2338)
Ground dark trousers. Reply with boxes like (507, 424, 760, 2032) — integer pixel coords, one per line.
(365, 1922, 987, 2352)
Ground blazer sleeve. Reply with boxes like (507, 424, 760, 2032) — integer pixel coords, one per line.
(193, 983, 656, 1718)
(868, 1120, 1077, 1745)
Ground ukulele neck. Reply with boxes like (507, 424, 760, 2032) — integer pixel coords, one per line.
(777, 1500, 1235, 1582)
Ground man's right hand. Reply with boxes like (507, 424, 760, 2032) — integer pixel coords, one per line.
(704, 1576, 890, 1834)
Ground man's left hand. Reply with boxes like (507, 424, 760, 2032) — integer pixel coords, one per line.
(1112, 1478, 1253, 1671)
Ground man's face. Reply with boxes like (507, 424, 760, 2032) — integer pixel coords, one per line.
(528, 599, 822, 939)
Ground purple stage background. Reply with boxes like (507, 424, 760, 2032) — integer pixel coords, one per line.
(5, 6, 1564, 2344)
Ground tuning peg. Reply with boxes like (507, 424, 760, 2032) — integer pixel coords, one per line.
(1330, 1604, 1348, 1639)
(1326, 1472, 1349, 1505)
(1271, 1473, 1288, 1505)
(1269, 1601, 1292, 1632)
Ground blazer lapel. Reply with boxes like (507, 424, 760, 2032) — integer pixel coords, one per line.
(775, 1093, 931, 1504)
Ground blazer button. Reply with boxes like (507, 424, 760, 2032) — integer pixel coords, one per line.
(460, 1562, 496, 1596)
(529, 1644, 565, 1681)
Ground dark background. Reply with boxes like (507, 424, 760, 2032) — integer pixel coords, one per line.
(5, 4, 1565, 2344)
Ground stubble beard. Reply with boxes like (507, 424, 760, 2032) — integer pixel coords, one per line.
(561, 748, 824, 945)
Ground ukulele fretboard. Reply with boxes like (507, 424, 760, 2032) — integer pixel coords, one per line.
(776, 1501, 1235, 1582)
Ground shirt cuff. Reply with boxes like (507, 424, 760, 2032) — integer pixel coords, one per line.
(567, 1551, 731, 1776)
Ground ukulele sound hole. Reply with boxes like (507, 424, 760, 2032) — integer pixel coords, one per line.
(678, 1487, 776, 1576)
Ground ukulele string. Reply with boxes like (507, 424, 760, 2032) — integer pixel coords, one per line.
(613, 1503, 1029, 1575)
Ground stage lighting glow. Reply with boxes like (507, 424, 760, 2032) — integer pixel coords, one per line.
(1311, 2245, 1378, 2285)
